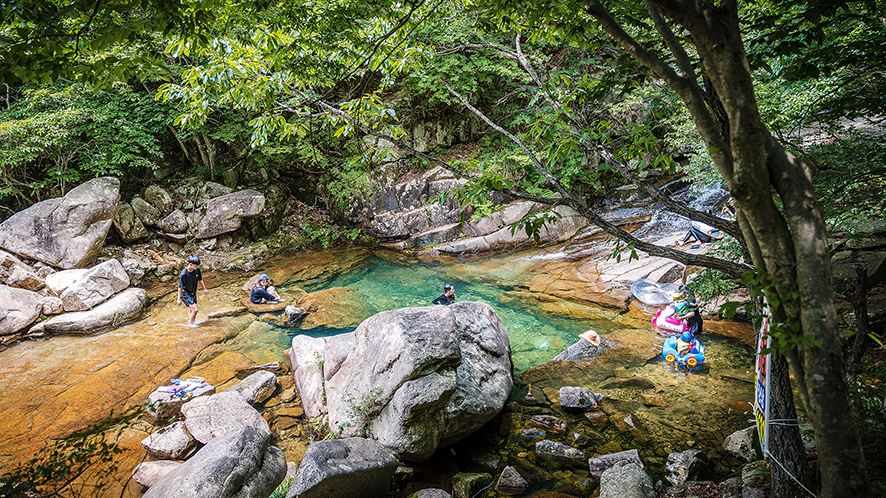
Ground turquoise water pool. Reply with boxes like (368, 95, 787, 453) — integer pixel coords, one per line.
(264, 248, 629, 373)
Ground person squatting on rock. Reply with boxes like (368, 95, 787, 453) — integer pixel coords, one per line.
(251, 273, 283, 304)
(673, 287, 703, 336)
(432, 283, 456, 305)
(177, 256, 209, 327)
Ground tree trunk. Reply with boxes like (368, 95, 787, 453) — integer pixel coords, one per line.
(584, 0, 872, 495)
(845, 264, 870, 379)
(769, 351, 811, 498)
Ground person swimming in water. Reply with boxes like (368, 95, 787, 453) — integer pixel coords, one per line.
(432, 283, 456, 305)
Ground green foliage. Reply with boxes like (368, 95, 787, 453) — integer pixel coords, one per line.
(720, 270, 821, 356)
(0, 82, 177, 205)
(685, 269, 735, 310)
(270, 475, 295, 498)
(0, 0, 216, 86)
(0, 406, 142, 496)
(808, 132, 886, 235)
(299, 222, 366, 249)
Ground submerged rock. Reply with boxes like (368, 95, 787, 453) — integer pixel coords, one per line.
(535, 439, 586, 467)
(588, 449, 644, 478)
(451, 472, 493, 498)
(495, 466, 528, 495)
(559, 386, 604, 411)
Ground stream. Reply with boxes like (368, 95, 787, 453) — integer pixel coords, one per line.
(0, 242, 756, 497)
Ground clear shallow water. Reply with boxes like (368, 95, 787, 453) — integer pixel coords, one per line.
(261, 249, 624, 372)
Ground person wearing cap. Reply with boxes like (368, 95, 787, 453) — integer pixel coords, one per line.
(432, 283, 456, 305)
(251, 273, 283, 304)
(177, 256, 209, 327)
(673, 286, 703, 336)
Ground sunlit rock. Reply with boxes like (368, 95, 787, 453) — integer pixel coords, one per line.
(535, 439, 586, 467)
(182, 390, 269, 443)
(0, 177, 119, 269)
(132, 460, 181, 488)
(143, 425, 285, 498)
(0, 250, 42, 290)
(141, 421, 196, 460)
(0, 285, 42, 335)
(57, 259, 130, 311)
(28, 287, 146, 336)
(588, 449, 644, 478)
(225, 370, 277, 404)
(156, 209, 189, 234)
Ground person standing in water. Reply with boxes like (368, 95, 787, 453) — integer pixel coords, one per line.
(177, 256, 209, 327)
(432, 283, 456, 305)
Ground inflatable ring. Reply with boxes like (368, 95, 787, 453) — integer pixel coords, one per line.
(687, 357, 698, 368)
(665, 353, 675, 363)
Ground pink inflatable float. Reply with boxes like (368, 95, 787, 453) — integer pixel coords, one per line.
(652, 304, 690, 333)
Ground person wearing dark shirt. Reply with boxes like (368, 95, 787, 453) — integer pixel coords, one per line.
(177, 256, 209, 327)
(432, 283, 455, 305)
(674, 286, 703, 336)
(251, 273, 283, 304)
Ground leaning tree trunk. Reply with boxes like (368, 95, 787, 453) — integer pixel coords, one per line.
(653, 1, 871, 496)
(581, 0, 871, 495)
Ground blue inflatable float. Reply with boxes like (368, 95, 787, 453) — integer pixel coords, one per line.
(662, 332, 706, 372)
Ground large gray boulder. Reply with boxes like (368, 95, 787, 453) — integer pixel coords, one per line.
(28, 287, 146, 336)
(156, 209, 189, 234)
(599, 462, 655, 498)
(288, 335, 329, 419)
(0, 250, 42, 291)
(286, 437, 399, 498)
(54, 259, 130, 312)
(294, 302, 512, 461)
(182, 390, 270, 443)
(112, 202, 149, 243)
(145, 185, 174, 215)
(0, 177, 120, 269)
(0, 285, 42, 335)
(196, 189, 265, 239)
(131, 196, 161, 227)
(143, 425, 286, 498)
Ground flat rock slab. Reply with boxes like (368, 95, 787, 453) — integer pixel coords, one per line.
(240, 296, 289, 313)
